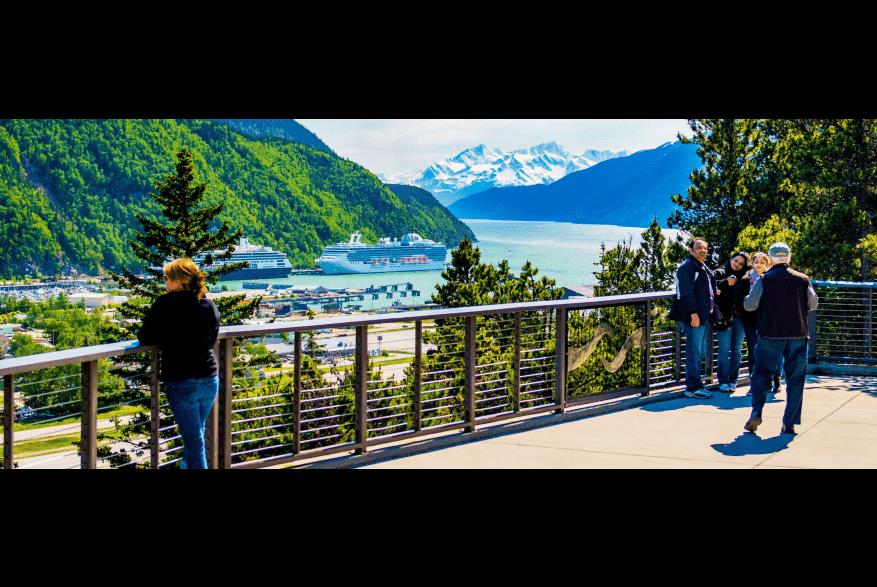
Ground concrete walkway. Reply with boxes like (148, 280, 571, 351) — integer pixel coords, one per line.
(360, 376, 877, 469)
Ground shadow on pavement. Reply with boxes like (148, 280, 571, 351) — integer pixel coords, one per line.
(639, 392, 783, 413)
(711, 432, 793, 457)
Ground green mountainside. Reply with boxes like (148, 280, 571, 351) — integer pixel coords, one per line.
(0, 119, 474, 278)
(215, 119, 336, 155)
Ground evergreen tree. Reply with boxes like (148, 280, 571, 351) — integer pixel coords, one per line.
(103, 148, 261, 468)
(668, 119, 766, 263)
(638, 218, 687, 292)
(112, 148, 258, 327)
(774, 119, 877, 279)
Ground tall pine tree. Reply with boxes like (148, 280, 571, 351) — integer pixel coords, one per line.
(668, 119, 766, 264)
(104, 148, 261, 467)
(774, 119, 877, 280)
(113, 148, 258, 327)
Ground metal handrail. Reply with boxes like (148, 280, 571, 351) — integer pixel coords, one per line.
(0, 291, 673, 377)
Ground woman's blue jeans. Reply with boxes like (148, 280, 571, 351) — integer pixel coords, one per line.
(716, 319, 745, 385)
(165, 376, 219, 469)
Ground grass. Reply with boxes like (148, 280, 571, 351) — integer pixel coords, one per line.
(370, 358, 414, 367)
(1, 427, 127, 460)
(13, 404, 145, 432)
(2, 434, 80, 459)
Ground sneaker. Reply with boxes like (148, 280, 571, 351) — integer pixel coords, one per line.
(683, 389, 698, 398)
(780, 424, 796, 435)
(719, 383, 731, 393)
(694, 388, 712, 399)
(728, 383, 737, 391)
(744, 416, 762, 433)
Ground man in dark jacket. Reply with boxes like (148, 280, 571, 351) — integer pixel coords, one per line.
(742, 243, 818, 435)
(671, 238, 718, 398)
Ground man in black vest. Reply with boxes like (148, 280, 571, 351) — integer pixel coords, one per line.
(742, 242, 818, 435)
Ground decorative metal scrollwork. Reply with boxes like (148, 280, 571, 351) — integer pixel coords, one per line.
(569, 325, 645, 374)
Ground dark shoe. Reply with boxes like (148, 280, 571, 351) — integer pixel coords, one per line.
(781, 424, 796, 435)
(744, 417, 762, 433)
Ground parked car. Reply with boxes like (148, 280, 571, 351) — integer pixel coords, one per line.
(15, 406, 42, 421)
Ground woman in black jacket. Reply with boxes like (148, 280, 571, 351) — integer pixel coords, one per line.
(713, 252, 749, 392)
(138, 258, 220, 469)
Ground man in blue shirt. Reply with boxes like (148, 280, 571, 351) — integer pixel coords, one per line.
(670, 238, 718, 398)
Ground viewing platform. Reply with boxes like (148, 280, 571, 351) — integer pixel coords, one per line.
(336, 375, 876, 469)
(2, 281, 874, 469)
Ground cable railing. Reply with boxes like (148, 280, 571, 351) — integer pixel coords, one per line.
(1, 283, 871, 469)
(811, 281, 875, 365)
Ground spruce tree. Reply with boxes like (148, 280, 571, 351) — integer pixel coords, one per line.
(113, 148, 258, 327)
(104, 148, 261, 468)
(668, 119, 766, 264)
(774, 119, 877, 280)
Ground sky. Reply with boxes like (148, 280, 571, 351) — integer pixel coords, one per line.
(298, 119, 692, 177)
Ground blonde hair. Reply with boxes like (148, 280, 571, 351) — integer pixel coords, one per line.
(751, 251, 771, 267)
(163, 258, 208, 301)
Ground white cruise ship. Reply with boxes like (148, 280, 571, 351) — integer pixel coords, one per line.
(194, 237, 293, 280)
(315, 232, 447, 274)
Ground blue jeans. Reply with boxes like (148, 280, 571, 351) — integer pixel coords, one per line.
(165, 376, 219, 469)
(679, 321, 709, 391)
(749, 338, 808, 426)
(716, 319, 745, 385)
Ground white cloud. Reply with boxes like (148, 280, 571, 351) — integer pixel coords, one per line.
(299, 119, 690, 177)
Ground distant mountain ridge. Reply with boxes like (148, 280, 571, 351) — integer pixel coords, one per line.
(448, 141, 701, 227)
(381, 142, 628, 206)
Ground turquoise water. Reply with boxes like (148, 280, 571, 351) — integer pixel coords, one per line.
(221, 220, 677, 310)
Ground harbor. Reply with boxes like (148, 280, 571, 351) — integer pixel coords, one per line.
(230, 281, 429, 316)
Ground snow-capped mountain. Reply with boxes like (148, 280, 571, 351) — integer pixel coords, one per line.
(380, 142, 629, 206)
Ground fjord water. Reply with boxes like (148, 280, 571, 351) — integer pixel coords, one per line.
(222, 220, 677, 310)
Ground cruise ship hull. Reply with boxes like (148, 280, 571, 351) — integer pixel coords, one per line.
(218, 267, 293, 281)
(318, 260, 446, 275)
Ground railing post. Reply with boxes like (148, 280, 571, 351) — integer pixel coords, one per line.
(807, 309, 818, 363)
(865, 288, 873, 360)
(81, 360, 98, 469)
(414, 321, 422, 432)
(3, 374, 13, 470)
(355, 325, 368, 454)
(204, 342, 219, 469)
(293, 332, 302, 454)
(674, 326, 681, 383)
(218, 338, 234, 469)
(641, 300, 652, 396)
(464, 316, 476, 433)
(513, 312, 521, 413)
(555, 309, 567, 413)
(150, 349, 160, 469)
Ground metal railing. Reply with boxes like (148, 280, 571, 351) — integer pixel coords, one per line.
(810, 281, 875, 365)
(1, 282, 871, 469)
